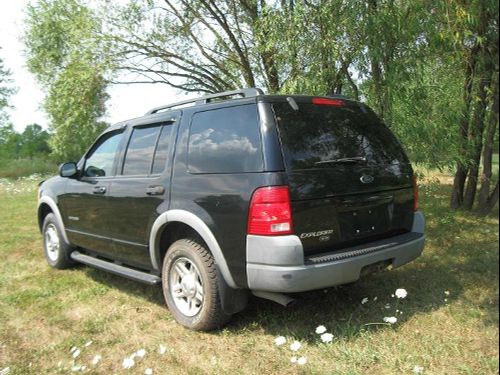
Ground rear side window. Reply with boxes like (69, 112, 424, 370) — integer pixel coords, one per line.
(151, 125, 173, 174)
(122, 126, 161, 175)
(273, 103, 408, 170)
(188, 104, 263, 173)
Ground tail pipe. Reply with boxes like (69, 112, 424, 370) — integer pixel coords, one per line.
(252, 291, 295, 307)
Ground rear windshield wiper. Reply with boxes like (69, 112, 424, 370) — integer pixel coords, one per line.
(315, 157, 367, 165)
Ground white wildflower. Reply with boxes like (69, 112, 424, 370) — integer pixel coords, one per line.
(385, 304, 391, 309)
(290, 341, 302, 352)
(444, 290, 450, 296)
(413, 365, 424, 374)
(290, 357, 297, 364)
(373, 296, 378, 302)
(145, 369, 153, 375)
(122, 357, 135, 369)
(383, 316, 398, 325)
(361, 297, 369, 305)
(0, 368, 11, 375)
(297, 357, 307, 365)
(135, 349, 146, 358)
(71, 365, 82, 372)
(159, 344, 167, 355)
(320, 333, 334, 343)
(391, 294, 395, 298)
(274, 336, 286, 346)
(395, 288, 408, 299)
(72, 349, 81, 359)
(315, 325, 327, 334)
(70, 346, 78, 353)
(91, 355, 102, 365)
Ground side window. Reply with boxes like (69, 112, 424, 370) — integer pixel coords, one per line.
(122, 126, 161, 176)
(151, 125, 173, 174)
(84, 131, 123, 177)
(188, 104, 263, 174)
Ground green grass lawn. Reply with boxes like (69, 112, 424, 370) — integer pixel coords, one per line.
(0, 172, 498, 374)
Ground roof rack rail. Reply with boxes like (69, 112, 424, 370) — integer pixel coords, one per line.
(145, 87, 264, 115)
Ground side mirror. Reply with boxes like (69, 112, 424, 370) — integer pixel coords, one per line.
(59, 162, 78, 178)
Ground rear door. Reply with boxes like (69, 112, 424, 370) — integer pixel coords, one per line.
(272, 99, 415, 257)
(105, 114, 179, 268)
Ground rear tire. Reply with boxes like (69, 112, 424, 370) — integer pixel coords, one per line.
(162, 238, 231, 331)
(42, 213, 75, 269)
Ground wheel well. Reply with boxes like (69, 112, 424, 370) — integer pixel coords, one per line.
(38, 203, 53, 232)
(158, 221, 207, 266)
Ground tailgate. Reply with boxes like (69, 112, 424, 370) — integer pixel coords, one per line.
(272, 99, 415, 256)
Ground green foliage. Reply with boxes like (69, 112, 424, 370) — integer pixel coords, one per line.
(44, 58, 107, 161)
(0, 157, 57, 179)
(0, 53, 16, 113)
(0, 123, 51, 159)
(24, 0, 109, 161)
(0, 123, 21, 158)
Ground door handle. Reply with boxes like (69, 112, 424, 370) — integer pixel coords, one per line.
(146, 185, 165, 195)
(93, 186, 107, 195)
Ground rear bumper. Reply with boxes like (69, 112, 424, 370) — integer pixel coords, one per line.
(246, 211, 425, 293)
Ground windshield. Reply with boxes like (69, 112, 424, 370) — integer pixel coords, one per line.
(273, 102, 409, 170)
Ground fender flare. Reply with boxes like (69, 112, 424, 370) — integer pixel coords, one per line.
(149, 209, 237, 289)
(38, 196, 71, 245)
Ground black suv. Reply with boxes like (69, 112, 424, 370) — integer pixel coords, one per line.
(38, 88, 425, 331)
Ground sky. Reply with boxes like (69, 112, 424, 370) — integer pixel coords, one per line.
(0, 1, 186, 132)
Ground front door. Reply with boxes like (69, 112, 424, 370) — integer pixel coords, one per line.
(61, 130, 125, 256)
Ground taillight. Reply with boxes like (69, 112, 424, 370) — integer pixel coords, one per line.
(312, 97, 345, 107)
(412, 175, 419, 212)
(248, 186, 293, 236)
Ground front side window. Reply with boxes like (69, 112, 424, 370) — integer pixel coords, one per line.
(84, 131, 123, 177)
(188, 104, 263, 174)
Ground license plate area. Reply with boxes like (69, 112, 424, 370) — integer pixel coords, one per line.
(339, 205, 391, 239)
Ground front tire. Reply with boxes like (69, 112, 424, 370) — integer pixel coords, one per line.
(42, 213, 75, 269)
(162, 239, 231, 331)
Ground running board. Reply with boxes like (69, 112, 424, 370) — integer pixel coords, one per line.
(70, 251, 161, 285)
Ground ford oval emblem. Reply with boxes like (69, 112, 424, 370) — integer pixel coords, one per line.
(360, 175, 374, 184)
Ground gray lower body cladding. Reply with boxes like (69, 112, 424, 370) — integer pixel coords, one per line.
(246, 211, 425, 293)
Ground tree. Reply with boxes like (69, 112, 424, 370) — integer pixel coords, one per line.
(24, 0, 108, 161)
(18, 124, 50, 158)
(0, 50, 16, 124)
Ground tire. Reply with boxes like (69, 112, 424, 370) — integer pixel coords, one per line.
(42, 213, 75, 269)
(162, 238, 231, 331)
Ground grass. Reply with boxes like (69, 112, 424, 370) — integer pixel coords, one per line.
(0, 170, 498, 374)
(0, 158, 59, 179)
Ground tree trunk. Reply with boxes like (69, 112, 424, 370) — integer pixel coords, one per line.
(462, 64, 492, 209)
(450, 56, 476, 209)
(477, 72, 499, 214)
(450, 2, 489, 210)
(367, 0, 385, 119)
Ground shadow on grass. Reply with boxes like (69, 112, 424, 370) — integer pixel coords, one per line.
(82, 181, 498, 342)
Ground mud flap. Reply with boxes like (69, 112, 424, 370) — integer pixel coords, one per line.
(217, 268, 249, 315)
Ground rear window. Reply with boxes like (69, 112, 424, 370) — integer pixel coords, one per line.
(273, 103, 408, 170)
(188, 104, 263, 174)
